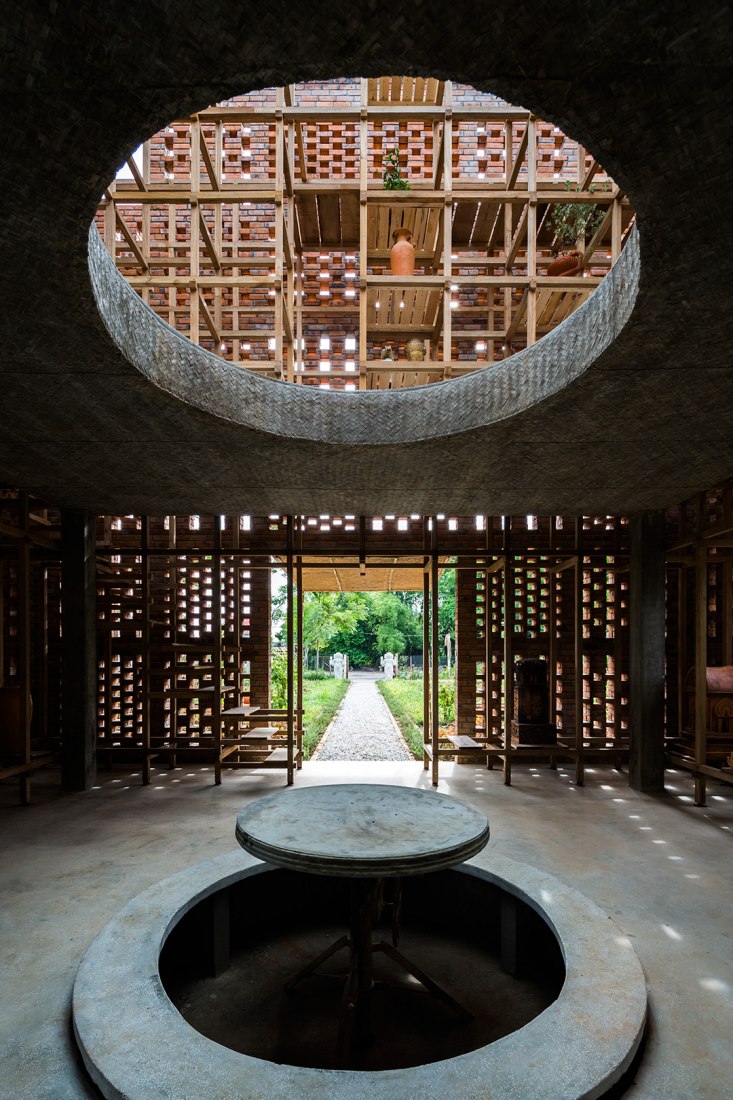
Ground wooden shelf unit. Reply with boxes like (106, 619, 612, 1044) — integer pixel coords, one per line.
(665, 480, 733, 804)
(97, 76, 634, 392)
(0, 492, 62, 803)
(95, 515, 302, 787)
(426, 515, 631, 788)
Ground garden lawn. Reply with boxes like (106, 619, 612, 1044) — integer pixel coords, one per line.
(302, 677, 350, 760)
(377, 679, 424, 758)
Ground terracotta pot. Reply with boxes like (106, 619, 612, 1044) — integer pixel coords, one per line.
(547, 250, 582, 277)
(390, 228, 415, 276)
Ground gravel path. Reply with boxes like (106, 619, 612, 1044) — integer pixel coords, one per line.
(316, 674, 412, 761)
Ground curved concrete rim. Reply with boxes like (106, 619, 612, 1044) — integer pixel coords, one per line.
(88, 219, 640, 447)
(72, 849, 647, 1100)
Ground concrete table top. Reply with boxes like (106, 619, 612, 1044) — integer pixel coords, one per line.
(235, 783, 490, 877)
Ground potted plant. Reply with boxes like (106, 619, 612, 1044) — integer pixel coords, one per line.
(547, 189, 604, 276)
(382, 148, 410, 191)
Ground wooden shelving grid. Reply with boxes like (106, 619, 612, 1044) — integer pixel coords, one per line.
(97, 76, 635, 391)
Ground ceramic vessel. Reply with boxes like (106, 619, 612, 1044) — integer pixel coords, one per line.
(547, 249, 582, 277)
(405, 338, 425, 361)
(390, 227, 415, 276)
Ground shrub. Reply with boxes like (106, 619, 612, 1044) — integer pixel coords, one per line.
(438, 679, 455, 726)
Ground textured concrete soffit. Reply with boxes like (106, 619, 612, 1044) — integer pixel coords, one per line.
(89, 223, 641, 447)
(2, 2, 733, 514)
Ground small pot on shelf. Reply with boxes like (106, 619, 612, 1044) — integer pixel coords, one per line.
(546, 249, 582, 277)
(390, 227, 415, 276)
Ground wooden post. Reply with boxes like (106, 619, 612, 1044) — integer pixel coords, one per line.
(17, 498, 32, 804)
(141, 516, 151, 784)
(629, 511, 667, 792)
(694, 533, 708, 806)
(296, 253, 304, 383)
(286, 517, 295, 785)
(359, 79, 369, 390)
(431, 521, 440, 787)
(574, 525, 585, 787)
(677, 565, 687, 741)
(275, 96, 285, 378)
(548, 566, 557, 727)
(442, 84, 453, 379)
(503, 202, 512, 352)
(213, 517, 223, 782)
(503, 524, 512, 785)
(526, 119, 537, 346)
(61, 509, 97, 791)
(423, 568, 431, 771)
(190, 118, 201, 345)
(611, 196, 622, 264)
(723, 559, 732, 667)
(296, 551, 304, 767)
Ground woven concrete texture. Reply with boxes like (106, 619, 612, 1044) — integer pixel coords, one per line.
(1, 2, 732, 515)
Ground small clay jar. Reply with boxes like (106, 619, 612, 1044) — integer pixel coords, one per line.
(390, 227, 415, 276)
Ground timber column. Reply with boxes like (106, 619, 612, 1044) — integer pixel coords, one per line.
(61, 509, 97, 790)
(629, 510, 666, 792)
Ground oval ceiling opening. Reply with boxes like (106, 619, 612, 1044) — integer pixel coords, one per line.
(95, 76, 635, 393)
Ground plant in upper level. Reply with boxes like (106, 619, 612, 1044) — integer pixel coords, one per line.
(382, 148, 411, 190)
(549, 183, 605, 255)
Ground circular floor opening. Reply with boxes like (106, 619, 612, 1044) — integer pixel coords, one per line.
(159, 866, 565, 1071)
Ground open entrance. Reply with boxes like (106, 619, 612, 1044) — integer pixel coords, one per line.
(270, 550, 456, 767)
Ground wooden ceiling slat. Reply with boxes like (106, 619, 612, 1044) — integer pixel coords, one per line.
(340, 192, 359, 244)
(295, 194, 320, 247)
(470, 201, 499, 246)
(452, 200, 478, 247)
(317, 192, 342, 245)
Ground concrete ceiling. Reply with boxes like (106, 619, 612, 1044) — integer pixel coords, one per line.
(2, 2, 732, 518)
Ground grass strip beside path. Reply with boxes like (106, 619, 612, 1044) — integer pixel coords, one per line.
(302, 677, 350, 759)
(377, 679, 424, 759)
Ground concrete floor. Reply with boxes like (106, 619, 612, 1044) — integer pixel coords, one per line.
(1, 760, 732, 1099)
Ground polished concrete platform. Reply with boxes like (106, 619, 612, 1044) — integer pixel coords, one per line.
(1, 760, 732, 1098)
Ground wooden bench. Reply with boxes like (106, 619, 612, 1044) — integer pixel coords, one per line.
(217, 707, 302, 785)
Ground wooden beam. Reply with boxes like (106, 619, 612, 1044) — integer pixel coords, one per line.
(581, 203, 613, 269)
(507, 123, 530, 190)
(504, 203, 529, 269)
(107, 198, 148, 272)
(126, 155, 146, 192)
(582, 159, 600, 190)
(197, 125, 219, 190)
(197, 208, 221, 270)
(197, 290, 220, 344)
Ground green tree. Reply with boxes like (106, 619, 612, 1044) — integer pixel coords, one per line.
(302, 592, 362, 669)
(373, 591, 421, 657)
(438, 569, 456, 668)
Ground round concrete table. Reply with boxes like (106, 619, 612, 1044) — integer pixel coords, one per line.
(235, 784, 490, 1062)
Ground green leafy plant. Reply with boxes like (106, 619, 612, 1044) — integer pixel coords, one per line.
(438, 679, 455, 727)
(549, 184, 604, 255)
(382, 148, 410, 191)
